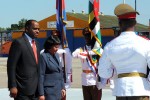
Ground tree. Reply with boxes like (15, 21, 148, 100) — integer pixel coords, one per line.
(11, 18, 27, 30)
(18, 18, 27, 30)
(11, 24, 18, 30)
(0, 27, 5, 32)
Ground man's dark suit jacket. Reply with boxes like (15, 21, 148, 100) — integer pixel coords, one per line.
(7, 34, 40, 95)
(38, 52, 65, 100)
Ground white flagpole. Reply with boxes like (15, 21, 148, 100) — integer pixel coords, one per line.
(123, 0, 125, 4)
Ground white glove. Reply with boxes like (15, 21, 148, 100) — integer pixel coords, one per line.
(65, 82, 71, 89)
(57, 49, 66, 54)
(96, 82, 106, 90)
(78, 54, 87, 59)
(109, 79, 115, 90)
(96, 77, 108, 90)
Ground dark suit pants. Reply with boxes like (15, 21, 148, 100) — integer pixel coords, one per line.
(82, 85, 102, 100)
(116, 96, 149, 100)
(14, 91, 38, 100)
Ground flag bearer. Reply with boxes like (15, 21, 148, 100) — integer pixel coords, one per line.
(72, 27, 107, 100)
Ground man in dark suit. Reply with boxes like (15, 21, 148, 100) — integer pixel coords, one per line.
(7, 19, 40, 100)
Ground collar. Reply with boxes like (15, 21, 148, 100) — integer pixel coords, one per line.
(120, 31, 136, 36)
(25, 33, 34, 44)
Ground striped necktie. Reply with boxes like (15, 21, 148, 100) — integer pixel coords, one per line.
(32, 40, 38, 64)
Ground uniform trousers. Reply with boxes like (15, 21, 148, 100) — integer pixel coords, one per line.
(116, 96, 149, 100)
(82, 85, 102, 100)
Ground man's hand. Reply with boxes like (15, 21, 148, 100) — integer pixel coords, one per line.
(61, 89, 66, 98)
(10, 87, 18, 98)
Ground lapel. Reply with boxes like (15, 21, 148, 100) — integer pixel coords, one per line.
(22, 34, 36, 63)
(47, 53, 61, 70)
(55, 53, 61, 66)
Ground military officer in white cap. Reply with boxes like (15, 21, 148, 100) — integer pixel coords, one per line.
(98, 3, 150, 100)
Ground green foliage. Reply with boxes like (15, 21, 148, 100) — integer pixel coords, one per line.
(11, 18, 27, 30)
(11, 24, 18, 30)
(18, 18, 27, 30)
(0, 27, 5, 31)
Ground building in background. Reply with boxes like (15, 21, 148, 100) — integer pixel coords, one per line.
(0, 12, 149, 57)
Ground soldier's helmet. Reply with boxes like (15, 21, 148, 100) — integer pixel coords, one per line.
(114, 4, 139, 19)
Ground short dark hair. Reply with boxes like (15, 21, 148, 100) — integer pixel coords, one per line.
(119, 18, 136, 32)
(25, 19, 37, 29)
(44, 35, 61, 50)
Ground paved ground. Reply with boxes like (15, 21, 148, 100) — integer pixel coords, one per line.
(0, 57, 8, 88)
(0, 88, 115, 100)
(0, 57, 116, 100)
(0, 57, 82, 88)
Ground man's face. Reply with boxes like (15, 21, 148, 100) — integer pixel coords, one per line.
(26, 21, 40, 39)
(51, 30, 61, 40)
(52, 31, 59, 36)
(83, 32, 91, 46)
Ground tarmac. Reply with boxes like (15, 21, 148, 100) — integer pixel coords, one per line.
(0, 57, 115, 100)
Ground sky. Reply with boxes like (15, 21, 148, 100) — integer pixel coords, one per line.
(0, 0, 150, 28)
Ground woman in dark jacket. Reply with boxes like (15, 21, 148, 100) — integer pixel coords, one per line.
(38, 35, 66, 100)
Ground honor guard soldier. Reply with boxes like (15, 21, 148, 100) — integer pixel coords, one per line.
(72, 27, 107, 100)
(98, 4, 150, 100)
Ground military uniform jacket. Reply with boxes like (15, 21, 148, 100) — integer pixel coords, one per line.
(72, 45, 99, 86)
(99, 32, 150, 96)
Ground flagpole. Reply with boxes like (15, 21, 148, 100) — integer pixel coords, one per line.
(135, 0, 136, 11)
(149, 19, 150, 39)
(56, 0, 68, 83)
(135, 0, 137, 31)
(123, 0, 125, 4)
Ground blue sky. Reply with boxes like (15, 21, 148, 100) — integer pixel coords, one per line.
(0, 0, 149, 28)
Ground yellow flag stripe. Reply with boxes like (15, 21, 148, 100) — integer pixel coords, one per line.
(88, 11, 95, 23)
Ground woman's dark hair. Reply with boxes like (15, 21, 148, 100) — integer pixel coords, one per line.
(119, 18, 137, 32)
(44, 35, 61, 50)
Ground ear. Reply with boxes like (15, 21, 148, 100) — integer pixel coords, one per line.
(26, 26, 29, 30)
(25, 26, 29, 32)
